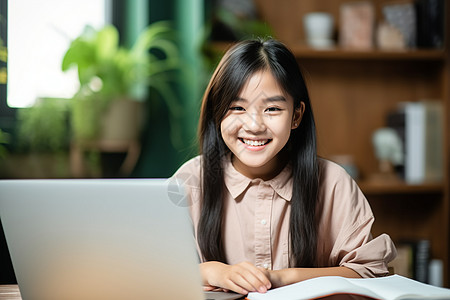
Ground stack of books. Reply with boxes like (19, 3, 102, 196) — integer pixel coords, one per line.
(386, 101, 443, 184)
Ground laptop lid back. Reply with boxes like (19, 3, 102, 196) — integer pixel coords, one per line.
(0, 179, 204, 300)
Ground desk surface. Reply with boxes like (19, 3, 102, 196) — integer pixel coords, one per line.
(0, 285, 21, 300)
(0, 284, 377, 300)
(0, 285, 247, 300)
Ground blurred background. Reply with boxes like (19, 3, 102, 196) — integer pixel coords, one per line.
(0, 0, 449, 289)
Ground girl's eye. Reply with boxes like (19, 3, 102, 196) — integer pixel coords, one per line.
(229, 106, 245, 111)
(265, 107, 282, 112)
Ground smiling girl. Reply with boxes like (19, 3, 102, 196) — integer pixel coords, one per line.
(172, 39, 396, 295)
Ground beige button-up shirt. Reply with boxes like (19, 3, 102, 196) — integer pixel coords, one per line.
(172, 155, 396, 278)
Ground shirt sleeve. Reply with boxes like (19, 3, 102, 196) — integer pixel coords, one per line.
(318, 159, 397, 278)
(337, 218, 397, 277)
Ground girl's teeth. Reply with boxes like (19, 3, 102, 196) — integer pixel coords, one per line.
(243, 139, 268, 146)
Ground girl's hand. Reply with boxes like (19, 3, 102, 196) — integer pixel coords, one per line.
(203, 285, 229, 293)
(200, 261, 272, 295)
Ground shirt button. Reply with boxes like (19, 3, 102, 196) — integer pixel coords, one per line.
(261, 219, 267, 225)
(263, 263, 270, 269)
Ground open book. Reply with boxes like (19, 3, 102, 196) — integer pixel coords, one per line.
(247, 275, 450, 300)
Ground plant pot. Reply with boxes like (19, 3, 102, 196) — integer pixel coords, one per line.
(99, 99, 145, 142)
(70, 99, 145, 178)
(72, 98, 145, 142)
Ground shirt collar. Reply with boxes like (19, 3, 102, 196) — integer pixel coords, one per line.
(223, 154, 293, 201)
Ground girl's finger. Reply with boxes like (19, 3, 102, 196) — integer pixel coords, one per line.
(223, 278, 249, 295)
(228, 269, 267, 294)
(237, 263, 271, 292)
(250, 267, 272, 290)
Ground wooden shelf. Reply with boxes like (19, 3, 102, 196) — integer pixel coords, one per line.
(210, 42, 446, 61)
(289, 45, 446, 61)
(358, 181, 445, 195)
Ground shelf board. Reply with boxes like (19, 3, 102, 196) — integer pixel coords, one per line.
(209, 42, 446, 61)
(289, 45, 446, 61)
(358, 180, 444, 195)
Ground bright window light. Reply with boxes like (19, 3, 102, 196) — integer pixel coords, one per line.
(7, 0, 109, 108)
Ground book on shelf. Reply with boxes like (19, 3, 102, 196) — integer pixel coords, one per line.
(389, 239, 431, 283)
(388, 243, 414, 279)
(339, 1, 375, 49)
(386, 101, 443, 184)
(246, 274, 450, 300)
(386, 108, 406, 179)
(414, 240, 431, 283)
(416, 0, 445, 48)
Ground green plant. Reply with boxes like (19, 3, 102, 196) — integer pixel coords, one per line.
(16, 98, 69, 153)
(214, 8, 274, 40)
(201, 8, 274, 73)
(12, 99, 72, 178)
(62, 21, 183, 142)
(0, 128, 9, 159)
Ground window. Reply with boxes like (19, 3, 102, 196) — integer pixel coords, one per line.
(7, 0, 110, 108)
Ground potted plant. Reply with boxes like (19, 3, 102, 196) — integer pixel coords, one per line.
(12, 98, 72, 178)
(62, 21, 183, 143)
(0, 128, 9, 159)
(16, 98, 70, 153)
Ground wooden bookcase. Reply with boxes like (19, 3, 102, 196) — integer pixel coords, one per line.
(252, 0, 450, 287)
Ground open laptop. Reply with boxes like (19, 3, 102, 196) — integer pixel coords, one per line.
(0, 179, 242, 300)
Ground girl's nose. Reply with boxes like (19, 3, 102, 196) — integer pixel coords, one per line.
(243, 112, 266, 133)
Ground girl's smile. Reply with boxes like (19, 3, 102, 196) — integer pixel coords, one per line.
(220, 70, 303, 180)
(239, 138, 272, 149)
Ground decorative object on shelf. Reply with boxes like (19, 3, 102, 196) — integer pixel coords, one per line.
(339, 1, 375, 50)
(382, 2, 417, 48)
(376, 21, 406, 50)
(370, 127, 404, 182)
(303, 12, 335, 49)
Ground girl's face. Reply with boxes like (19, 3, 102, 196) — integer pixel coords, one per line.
(220, 70, 304, 180)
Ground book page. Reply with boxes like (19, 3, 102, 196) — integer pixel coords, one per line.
(349, 275, 450, 299)
(247, 276, 381, 300)
(247, 275, 450, 300)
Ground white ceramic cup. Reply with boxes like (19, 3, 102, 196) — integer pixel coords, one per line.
(303, 12, 334, 48)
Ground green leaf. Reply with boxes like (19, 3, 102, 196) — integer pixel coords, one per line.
(132, 21, 176, 56)
(96, 25, 119, 60)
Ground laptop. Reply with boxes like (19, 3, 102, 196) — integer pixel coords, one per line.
(0, 179, 242, 300)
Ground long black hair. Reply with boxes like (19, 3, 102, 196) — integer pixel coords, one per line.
(198, 38, 319, 267)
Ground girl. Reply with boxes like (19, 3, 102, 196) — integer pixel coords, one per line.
(172, 38, 396, 295)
